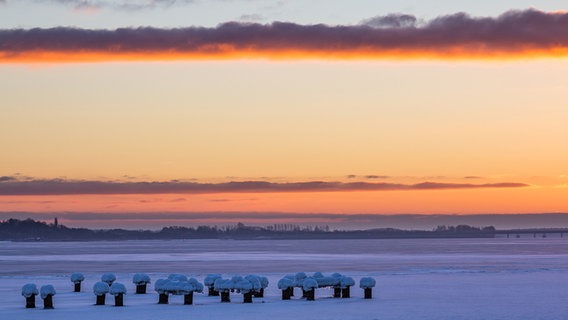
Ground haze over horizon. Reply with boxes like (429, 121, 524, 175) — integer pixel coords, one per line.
(1, 1, 567, 229)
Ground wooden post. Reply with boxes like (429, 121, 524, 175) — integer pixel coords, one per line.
(282, 288, 292, 300)
(114, 293, 124, 307)
(301, 289, 308, 298)
(43, 294, 54, 309)
(96, 294, 106, 306)
(136, 284, 147, 294)
(306, 288, 315, 301)
(333, 287, 341, 298)
(221, 291, 230, 303)
(243, 292, 253, 303)
(74, 283, 81, 292)
(184, 292, 194, 305)
(341, 287, 350, 298)
(364, 288, 372, 299)
(253, 288, 264, 298)
(25, 295, 36, 308)
(208, 286, 219, 296)
(158, 293, 169, 304)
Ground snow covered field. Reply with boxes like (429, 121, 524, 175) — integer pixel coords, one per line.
(1, 238, 567, 319)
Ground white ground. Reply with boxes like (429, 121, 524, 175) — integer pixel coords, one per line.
(1, 238, 567, 319)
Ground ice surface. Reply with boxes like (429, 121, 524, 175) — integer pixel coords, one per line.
(2, 238, 568, 319)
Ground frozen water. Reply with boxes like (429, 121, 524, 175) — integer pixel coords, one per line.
(1, 238, 567, 319)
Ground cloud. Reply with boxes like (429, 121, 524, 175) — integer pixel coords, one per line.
(239, 13, 264, 22)
(0, 177, 529, 195)
(27, 0, 195, 11)
(2, 9, 568, 62)
(0, 176, 16, 182)
(365, 175, 389, 179)
(360, 13, 418, 28)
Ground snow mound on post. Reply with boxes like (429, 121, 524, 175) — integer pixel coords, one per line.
(21, 283, 38, 298)
(302, 277, 318, 291)
(278, 278, 293, 290)
(245, 275, 261, 291)
(259, 276, 269, 289)
(154, 279, 168, 294)
(110, 283, 127, 295)
(70, 273, 85, 284)
(316, 276, 340, 287)
(204, 274, 221, 287)
(188, 278, 204, 293)
(313, 272, 324, 278)
(93, 282, 110, 296)
(359, 277, 376, 288)
(213, 278, 232, 292)
(101, 273, 116, 284)
(235, 280, 253, 293)
(132, 273, 151, 285)
(340, 276, 355, 288)
(40, 285, 56, 299)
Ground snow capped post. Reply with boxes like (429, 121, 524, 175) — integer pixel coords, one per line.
(331, 273, 343, 298)
(154, 279, 169, 304)
(235, 279, 254, 303)
(132, 273, 151, 294)
(294, 272, 307, 298)
(359, 277, 376, 299)
(183, 278, 204, 305)
(257, 276, 269, 298)
(278, 278, 294, 300)
(93, 281, 110, 305)
(302, 277, 318, 301)
(21, 283, 38, 308)
(101, 273, 116, 286)
(70, 273, 85, 292)
(110, 282, 127, 307)
(204, 274, 221, 296)
(214, 278, 232, 303)
(340, 276, 355, 298)
(40, 285, 56, 309)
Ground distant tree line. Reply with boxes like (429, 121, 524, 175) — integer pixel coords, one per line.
(0, 218, 511, 241)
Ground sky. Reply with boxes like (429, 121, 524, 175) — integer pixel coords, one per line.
(1, 0, 568, 229)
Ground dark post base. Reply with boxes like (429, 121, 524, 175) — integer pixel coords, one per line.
(253, 288, 264, 298)
(158, 293, 169, 304)
(282, 288, 292, 300)
(290, 287, 294, 296)
(96, 294, 106, 306)
(221, 291, 230, 303)
(341, 287, 350, 298)
(208, 287, 219, 296)
(43, 294, 54, 309)
(364, 288, 372, 299)
(114, 294, 124, 307)
(74, 283, 81, 293)
(25, 295, 36, 308)
(136, 284, 147, 294)
(306, 289, 315, 301)
(302, 289, 308, 298)
(243, 292, 253, 303)
(333, 287, 341, 298)
(184, 292, 194, 305)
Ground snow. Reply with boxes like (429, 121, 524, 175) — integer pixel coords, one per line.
(132, 273, 150, 285)
(100, 273, 116, 285)
(277, 278, 293, 290)
(359, 277, 376, 288)
(70, 273, 85, 284)
(340, 276, 355, 288)
(93, 282, 109, 296)
(302, 277, 318, 291)
(109, 283, 127, 295)
(204, 274, 221, 286)
(316, 276, 339, 287)
(40, 285, 56, 299)
(2, 238, 568, 320)
(21, 283, 38, 298)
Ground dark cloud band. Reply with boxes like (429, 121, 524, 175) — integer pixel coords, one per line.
(0, 177, 529, 195)
(1, 9, 568, 61)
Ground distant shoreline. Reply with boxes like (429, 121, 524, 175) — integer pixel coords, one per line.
(2, 218, 567, 242)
